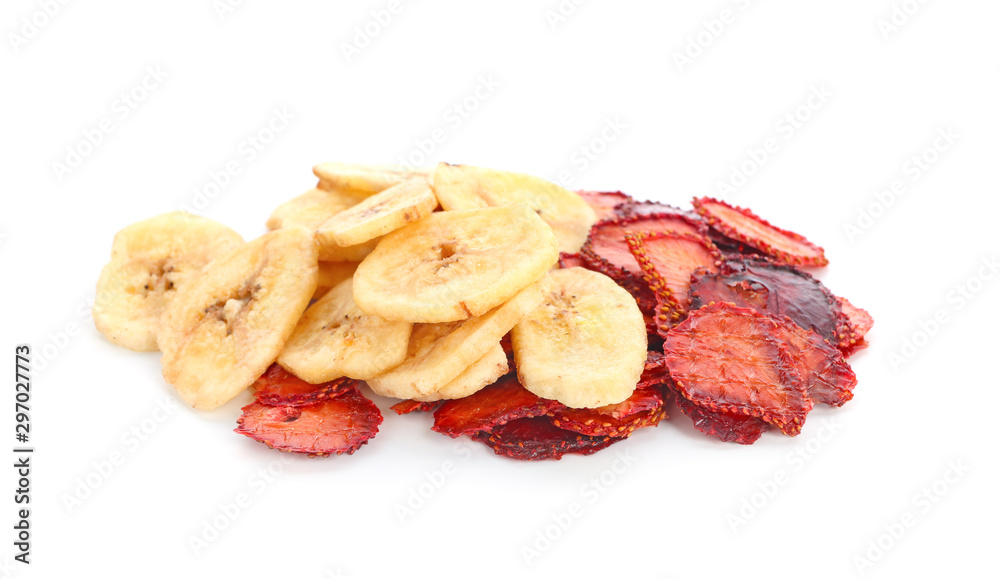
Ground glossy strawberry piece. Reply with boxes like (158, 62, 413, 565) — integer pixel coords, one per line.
(235, 385, 383, 456)
(432, 374, 561, 438)
(473, 416, 619, 461)
(663, 302, 812, 435)
(253, 364, 354, 407)
(692, 197, 828, 267)
(674, 396, 770, 445)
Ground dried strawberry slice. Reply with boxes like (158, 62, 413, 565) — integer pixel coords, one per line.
(626, 231, 722, 312)
(551, 386, 666, 437)
(235, 385, 383, 456)
(835, 296, 873, 356)
(706, 228, 767, 260)
(558, 252, 588, 269)
(391, 400, 443, 415)
(690, 257, 841, 342)
(615, 201, 702, 222)
(692, 197, 828, 267)
(253, 364, 354, 407)
(576, 190, 632, 223)
(662, 302, 812, 435)
(772, 316, 857, 407)
(674, 396, 770, 445)
(581, 213, 707, 281)
(473, 416, 619, 461)
(432, 374, 561, 438)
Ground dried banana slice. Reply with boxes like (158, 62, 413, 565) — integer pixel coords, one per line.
(430, 163, 598, 254)
(278, 278, 412, 383)
(315, 178, 438, 248)
(266, 187, 367, 231)
(413, 343, 508, 402)
(512, 267, 646, 408)
(366, 277, 549, 400)
(93, 212, 244, 352)
(313, 261, 358, 300)
(313, 162, 430, 196)
(157, 225, 318, 410)
(353, 205, 558, 323)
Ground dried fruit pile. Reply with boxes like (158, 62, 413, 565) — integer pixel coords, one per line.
(93, 163, 871, 460)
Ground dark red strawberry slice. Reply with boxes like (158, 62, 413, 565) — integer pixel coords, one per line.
(662, 302, 812, 435)
(772, 317, 857, 407)
(835, 296, 873, 356)
(551, 386, 666, 437)
(235, 385, 383, 456)
(432, 374, 561, 438)
(473, 416, 619, 461)
(674, 396, 770, 445)
(253, 364, 354, 407)
(690, 257, 842, 342)
(626, 231, 722, 311)
(391, 400, 443, 415)
(692, 197, 828, 267)
(706, 228, 768, 260)
(576, 190, 632, 222)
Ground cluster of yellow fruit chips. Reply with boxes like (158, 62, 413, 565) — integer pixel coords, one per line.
(93, 163, 649, 412)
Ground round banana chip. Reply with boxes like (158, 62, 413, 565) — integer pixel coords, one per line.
(366, 276, 550, 399)
(313, 261, 358, 300)
(278, 278, 412, 383)
(316, 178, 438, 248)
(512, 267, 647, 408)
(353, 205, 558, 323)
(158, 225, 318, 410)
(266, 187, 367, 231)
(430, 163, 598, 254)
(313, 162, 430, 196)
(412, 343, 508, 402)
(93, 212, 244, 352)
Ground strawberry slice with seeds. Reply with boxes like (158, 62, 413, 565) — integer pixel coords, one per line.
(253, 364, 354, 407)
(662, 302, 812, 435)
(582, 214, 708, 281)
(576, 190, 632, 222)
(772, 316, 857, 407)
(626, 231, 722, 313)
(473, 416, 619, 461)
(551, 386, 667, 437)
(835, 296, 873, 356)
(235, 385, 383, 456)
(690, 257, 841, 342)
(692, 197, 828, 266)
(674, 396, 770, 445)
(432, 374, 561, 438)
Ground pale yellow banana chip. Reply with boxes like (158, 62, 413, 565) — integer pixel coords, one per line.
(313, 261, 358, 300)
(512, 267, 646, 408)
(353, 205, 558, 323)
(93, 212, 244, 352)
(314, 162, 430, 196)
(430, 163, 598, 254)
(413, 343, 508, 402)
(157, 226, 318, 409)
(366, 277, 549, 399)
(278, 278, 411, 383)
(266, 187, 367, 231)
(316, 179, 438, 248)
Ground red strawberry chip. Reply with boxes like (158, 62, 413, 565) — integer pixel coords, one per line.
(663, 302, 812, 435)
(615, 201, 702, 222)
(582, 213, 707, 282)
(772, 316, 857, 407)
(551, 386, 666, 437)
(558, 252, 588, 269)
(835, 296, 873, 356)
(576, 190, 632, 222)
(235, 385, 383, 457)
(253, 364, 354, 407)
(390, 400, 443, 415)
(432, 374, 562, 438)
(692, 197, 828, 267)
(674, 396, 770, 445)
(473, 416, 619, 461)
(626, 231, 722, 311)
(690, 257, 841, 342)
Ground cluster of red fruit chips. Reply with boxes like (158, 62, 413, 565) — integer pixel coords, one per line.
(234, 195, 873, 459)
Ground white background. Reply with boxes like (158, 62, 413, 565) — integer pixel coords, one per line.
(1, 1, 998, 577)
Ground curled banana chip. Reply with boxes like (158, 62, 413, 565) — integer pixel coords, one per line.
(413, 343, 508, 402)
(512, 267, 646, 408)
(278, 278, 412, 383)
(93, 212, 244, 352)
(313, 162, 430, 196)
(158, 225, 318, 410)
(316, 178, 438, 248)
(353, 205, 558, 323)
